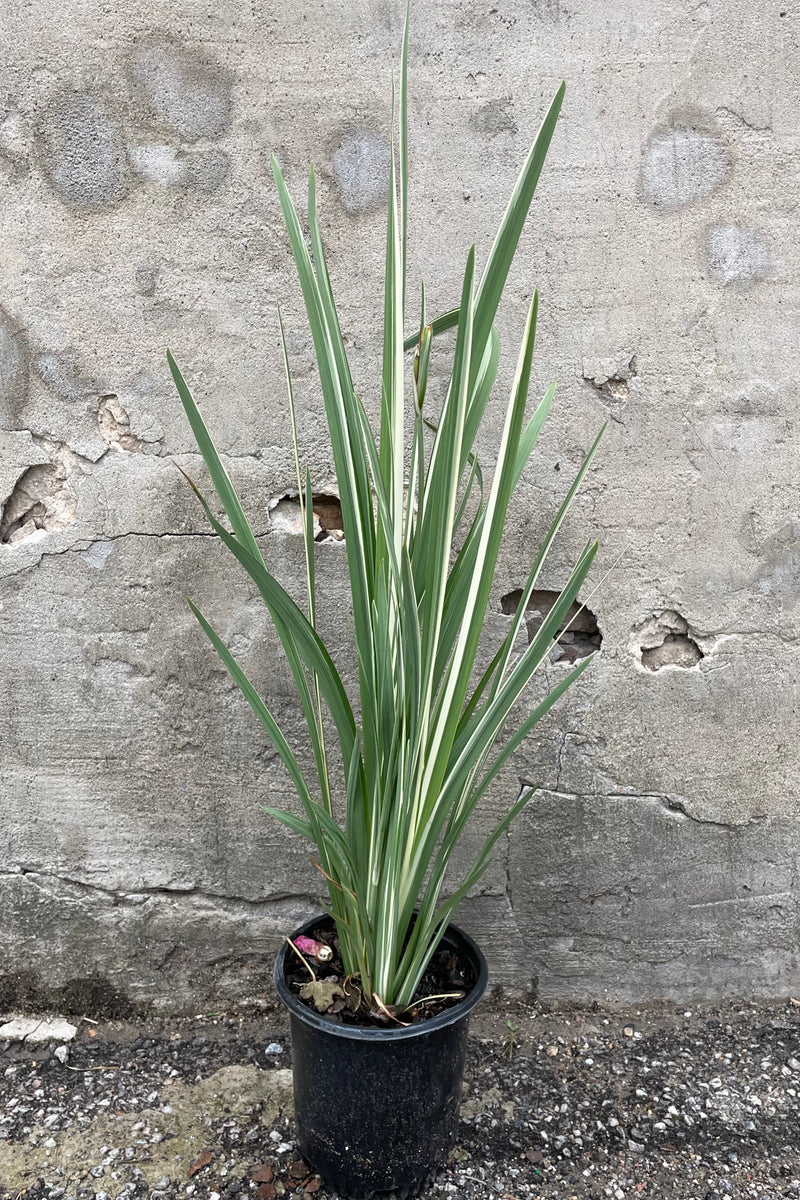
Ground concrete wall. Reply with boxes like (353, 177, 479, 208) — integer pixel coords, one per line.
(1, 0, 797, 1013)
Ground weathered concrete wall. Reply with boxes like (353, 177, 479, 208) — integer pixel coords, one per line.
(1, 0, 797, 1012)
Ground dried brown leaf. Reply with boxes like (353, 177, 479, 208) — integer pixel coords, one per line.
(299, 979, 344, 1012)
(251, 1163, 274, 1183)
(343, 977, 362, 1012)
(187, 1149, 213, 1177)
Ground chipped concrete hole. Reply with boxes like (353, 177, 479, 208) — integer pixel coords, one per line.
(631, 610, 704, 672)
(97, 393, 143, 452)
(500, 588, 602, 664)
(582, 354, 637, 416)
(0, 448, 76, 545)
(268, 490, 344, 542)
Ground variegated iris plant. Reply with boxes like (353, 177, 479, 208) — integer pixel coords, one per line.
(168, 24, 602, 1010)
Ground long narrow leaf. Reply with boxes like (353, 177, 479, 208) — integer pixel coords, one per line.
(188, 600, 312, 806)
(168, 352, 264, 568)
(403, 306, 460, 351)
(172, 54, 602, 1009)
(470, 84, 565, 386)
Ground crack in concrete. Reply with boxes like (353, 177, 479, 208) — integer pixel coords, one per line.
(707, 630, 800, 645)
(501, 822, 524, 946)
(2, 869, 320, 912)
(19, 1017, 45, 1045)
(536, 787, 767, 830)
(17, 425, 284, 465)
(554, 730, 568, 792)
(649, 794, 768, 829)
(686, 892, 793, 910)
(552, 731, 586, 794)
(714, 105, 773, 133)
(30, 431, 114, 470)
(0, 528, 270, 579)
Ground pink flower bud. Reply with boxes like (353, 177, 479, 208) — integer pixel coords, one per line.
(294, 935, 321, 957)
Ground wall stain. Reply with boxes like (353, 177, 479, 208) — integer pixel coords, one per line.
(128, 37, 233, 143)
(706, 225, 773, 287)
(38, 91, 129, 211)
(755, 521, 800, 601)
(641, 117, 731, 210)
(469, 97, 517, 138)
(0, 308, 29, 428)
(127, 143, 230, 192)
(331, 129, 391, 215)
(34, 348, 104, 406)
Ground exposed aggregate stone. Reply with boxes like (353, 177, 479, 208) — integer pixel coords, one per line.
(0, 1000, 798, 1200)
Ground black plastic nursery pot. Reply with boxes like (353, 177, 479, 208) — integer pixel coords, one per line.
(273, 914, 488, 1200)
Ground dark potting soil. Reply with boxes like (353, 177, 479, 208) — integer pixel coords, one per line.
(284, 926, 476, 1027)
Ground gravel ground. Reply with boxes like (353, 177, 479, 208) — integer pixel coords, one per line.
(1, 998, 799, 1200)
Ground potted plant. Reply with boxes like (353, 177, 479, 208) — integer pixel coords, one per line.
(168, 15, 602, 1199)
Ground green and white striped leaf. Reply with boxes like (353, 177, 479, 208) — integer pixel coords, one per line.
(171, 11, 603, 1007)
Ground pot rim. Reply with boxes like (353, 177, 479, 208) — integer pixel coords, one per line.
(273, 913, 488, 1042)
